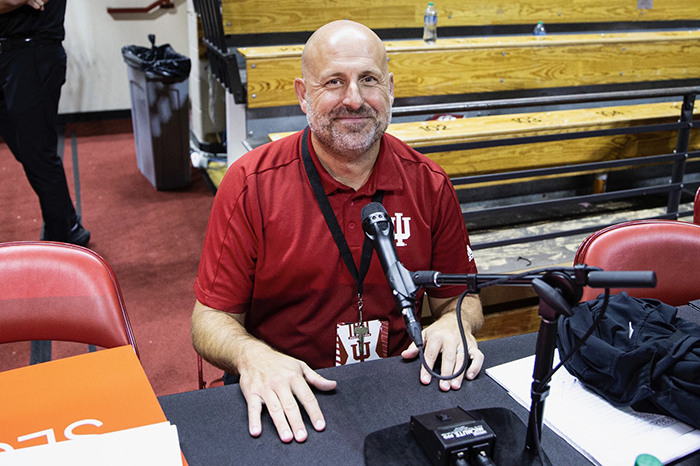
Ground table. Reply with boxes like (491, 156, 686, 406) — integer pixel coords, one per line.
(159, 334, 578, 465)
(160, 303, 700, 466)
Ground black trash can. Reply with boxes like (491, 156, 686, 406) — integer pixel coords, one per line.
(122, 35, 192, 190)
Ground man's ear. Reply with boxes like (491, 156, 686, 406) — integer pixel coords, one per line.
(388, 72, 395, 105)
(294, 78, 308, 114)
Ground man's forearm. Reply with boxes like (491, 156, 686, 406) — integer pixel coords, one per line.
(460, 294, 484, 335)
(430, 294, 483, 335)
(191, 300, 273, 376)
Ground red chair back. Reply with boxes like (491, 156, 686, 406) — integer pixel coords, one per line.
(694, 186, 700, 225)
(0, 242, 138, 357)
(574, 220, 700, 306)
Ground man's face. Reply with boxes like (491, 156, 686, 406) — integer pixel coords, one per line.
(296, 30, 394, 157)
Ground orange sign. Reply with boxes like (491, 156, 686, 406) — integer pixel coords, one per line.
(0, 346, 186, 464)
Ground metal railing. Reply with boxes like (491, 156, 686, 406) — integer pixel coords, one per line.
(409, 86, 699, 250)
(192, 0, 246, 103)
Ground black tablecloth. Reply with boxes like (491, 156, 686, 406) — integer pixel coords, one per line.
(160, 334, 587, 465)
(159, 302, 700, 466)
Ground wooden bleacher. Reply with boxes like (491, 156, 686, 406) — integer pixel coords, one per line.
(240, 31, 700, 109)
(220, 0, 698, 36)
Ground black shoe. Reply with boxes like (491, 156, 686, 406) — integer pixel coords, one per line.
(65, 223, 91, 247)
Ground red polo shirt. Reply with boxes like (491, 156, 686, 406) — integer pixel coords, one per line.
(194, 129, 477, 369)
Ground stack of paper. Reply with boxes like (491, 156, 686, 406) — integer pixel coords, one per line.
(0, 422, 182, 465)
(486, 353, 700, 465)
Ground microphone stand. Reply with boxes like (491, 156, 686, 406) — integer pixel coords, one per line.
(411, 265, 656, 462)
(525, 272, 578, 455)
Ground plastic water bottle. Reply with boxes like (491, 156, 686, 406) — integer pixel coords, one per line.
(533, 21, 546, 36)
(423, 2, 437, 44)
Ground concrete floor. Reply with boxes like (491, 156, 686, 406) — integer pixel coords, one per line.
(471, 202, 695, 274)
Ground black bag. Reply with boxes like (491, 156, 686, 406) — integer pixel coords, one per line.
(557, 292, 700, 429)
(121, 34, 191, 83)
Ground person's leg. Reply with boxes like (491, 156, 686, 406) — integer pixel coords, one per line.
(0, 44, 88, 244)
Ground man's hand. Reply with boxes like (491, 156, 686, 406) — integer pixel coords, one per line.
(27, 0, 46, 10)
(401, 294, 484, 391)
(191, 301, 337, 443)
(238, 346, 337, 443)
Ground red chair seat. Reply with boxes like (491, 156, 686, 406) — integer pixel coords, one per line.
(575, 220, 700, 306)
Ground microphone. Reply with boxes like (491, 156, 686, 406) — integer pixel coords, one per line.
(361, 202, 423, 348)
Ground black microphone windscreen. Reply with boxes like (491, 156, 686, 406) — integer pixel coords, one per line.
(361, 202, 387, 222)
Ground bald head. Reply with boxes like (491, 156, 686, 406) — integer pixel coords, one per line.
(293, 20, 394, 162)
(301, 20, 389, 79)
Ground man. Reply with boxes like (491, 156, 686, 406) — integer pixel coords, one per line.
(0, 0, 89, 246)
(192, 20, 484, 444)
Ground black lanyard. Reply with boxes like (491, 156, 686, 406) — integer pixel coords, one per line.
(300, 127, 384, 300)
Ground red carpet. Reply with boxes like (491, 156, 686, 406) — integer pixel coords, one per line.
(0, 120, 223, 396)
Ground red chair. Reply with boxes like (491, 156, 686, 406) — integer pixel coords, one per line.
(574, 220, 700, 306)
(0, 241, 138, 359)
(198, 354, 224, 389)
(694, 186, 700, 225)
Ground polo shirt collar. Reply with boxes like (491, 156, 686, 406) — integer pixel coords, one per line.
(304, 131, 405, 197)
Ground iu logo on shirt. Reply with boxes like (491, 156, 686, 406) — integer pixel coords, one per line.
(391, 213, 411, 247)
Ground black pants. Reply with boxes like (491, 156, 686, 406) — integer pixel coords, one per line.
(0, 41, 77, 241)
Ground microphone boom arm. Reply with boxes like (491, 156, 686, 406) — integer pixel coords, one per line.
(412, 265, 656, 293)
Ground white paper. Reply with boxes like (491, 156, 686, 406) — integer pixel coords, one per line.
(0, 422, 183, 466)
(486, 353, 700, 465)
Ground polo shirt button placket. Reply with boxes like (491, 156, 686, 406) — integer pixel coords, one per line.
(348, 199, 358, 232)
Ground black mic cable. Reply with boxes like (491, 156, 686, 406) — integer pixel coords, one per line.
(416, 289, 470, 381)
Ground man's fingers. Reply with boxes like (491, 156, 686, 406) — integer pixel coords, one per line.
(300, 366, 335, 432)
(401, 342, 419, 360)
(449, 347, 467, 390)
(246, 394, 264, 438)
(293, 374, 328, 432)
(420, 339, 442, 385)
(275, 387, 309, 442)
(438, 348, 454, 391)
(438, 341, 461, 391)
(466, 346, 485, 380)
(27, 0, 45, 10)
(303, 366, 337, 392)
(261, 389, 297, 443)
